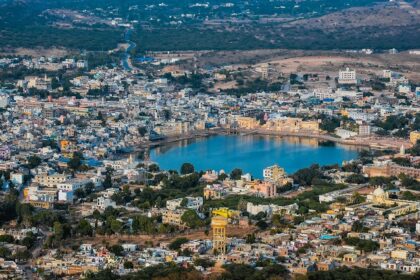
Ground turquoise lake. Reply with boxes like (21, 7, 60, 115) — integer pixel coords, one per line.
(150, 135, 361, 178)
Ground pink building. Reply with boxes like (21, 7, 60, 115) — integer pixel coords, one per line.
(248, 181, 277, 198)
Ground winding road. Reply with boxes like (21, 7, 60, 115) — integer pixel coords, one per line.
(121, 29, 137, 72)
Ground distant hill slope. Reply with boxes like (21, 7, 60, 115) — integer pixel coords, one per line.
(0, 0, 418, 51)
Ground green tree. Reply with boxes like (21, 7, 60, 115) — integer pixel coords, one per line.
(85, 182, 95, 195)
(0, 247, 11, 258)
(401, 191, 419, 201)
(138, 127, 147, 137)
(351, 220, 368, 233)
(218, 173, 228, 181)
(148, 164, 160, 172)
(256, 220, 268, 230)
(123, 261, 134, 269)
(392, 157, 411, 167)
(180, 198, 188, 207)
(53, 221, 64, 241)
(346, 174, 368, 184)
(344, 237, 379, 252)
(307, 267, 417, 280)
(13, 250, 32, 261)
(350, 192, 366, 204)
(168, 237, 189, 250)
(68, 151, 84, 171)
(181, 210, 203, 228)
(76, 219, 93, 237)
(319, 115, 341, 133)
(180, 163, 195, 175)
(193, 258, 215, 269)
(293, 164, 324, 186)
(245, 233, 256, 244)
(0, 235, 14, 243)
(27, 155, 42, 169)
(109, 218, 123, 234)
(399, 174, 420, 191)
(21, 235, 36, 249)
(131, 215, 154, 234)
(109, 244, 124, 256)
(230, 168, 243, 180)
(103, 167, 114, 189)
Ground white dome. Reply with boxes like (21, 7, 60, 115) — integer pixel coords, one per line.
(373, 187, 385, 197)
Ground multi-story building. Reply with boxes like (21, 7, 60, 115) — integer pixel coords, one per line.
(338, 68, 357, 85)
(234, 116, 260, 130)
(34, 173, 71, 188)
(263, 117, 319, 133)
(246, 181, 277, 198)
(204, 184, 227, 199)
(359, 124, 371, 136)
(166, 196, 203, 210)
(95, 197, 116, 211)
(162, 209, 186, 227)
(57, 179, 91, 192)
(26, 187, 57, 203)
(263, 165, 286, 182)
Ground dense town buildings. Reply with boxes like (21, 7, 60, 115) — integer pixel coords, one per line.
(0, 48, 419, 279)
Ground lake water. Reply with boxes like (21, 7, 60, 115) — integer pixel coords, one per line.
(150, 135, 361, 178)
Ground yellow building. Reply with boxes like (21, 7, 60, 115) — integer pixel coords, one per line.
(23, 188, 30, 199)
(235, 117, 260, 130)
(341, 110, 349, 117)
(29, 201, 53, 209)
(343, 253, 357, 263)
(391, 250, 408, 260)
(59, 140, 77, 157)
(410, 131, 420, 145)
(34, 173, 70, 188)
(162, 209, 186, 227)
(367, 187, 419, 219)
(212, 216, 228, 255)
(212, 208, 240, 219)
(60, 140, 70, 150)
(263, 164, 292, 186)
(301, 120, 320, 132)
(263, 118, 319, 133)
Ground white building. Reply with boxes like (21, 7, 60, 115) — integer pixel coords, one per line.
(10, 173, 24, 186)
(92, 188, 118, 210)
(247, 202, 272, 216)
(96, 197, 116, 211)
(76, 60, 88, 69)
(166, 196, 203, 210)
(398, 84, 411, 94)
(58, 190, 74, 203)
(347, 109, 377, 122)
(0, 94, 10, 108)
(359, 124, 371, 136)
(335, 128, 358, 139)
(57, 179, 90, 192)
(338, 68, 357, 85)
(313, 88, 334, 100)
(27, 186, 56, 202)
(122, 244, 138, 252)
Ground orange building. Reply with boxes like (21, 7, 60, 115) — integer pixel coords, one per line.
(247, 181, 277, 198)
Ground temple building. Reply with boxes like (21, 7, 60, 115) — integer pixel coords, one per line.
(354, 187, 420, 220)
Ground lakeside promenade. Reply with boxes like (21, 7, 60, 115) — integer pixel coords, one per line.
(134, 128, 411, 151)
